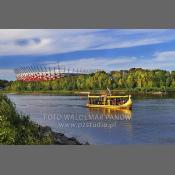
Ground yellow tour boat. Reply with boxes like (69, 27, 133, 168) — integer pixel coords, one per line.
(86, 94, 132, 110)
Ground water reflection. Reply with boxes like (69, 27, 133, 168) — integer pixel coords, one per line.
(88, 108, 132, 121)
(87, 108, 133, 139)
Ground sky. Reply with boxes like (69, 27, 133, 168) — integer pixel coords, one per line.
(1, 29, 175, 80)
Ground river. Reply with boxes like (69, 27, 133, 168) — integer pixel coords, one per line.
(8, 94, 175, 144)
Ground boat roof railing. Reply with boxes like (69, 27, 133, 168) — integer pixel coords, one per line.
(88, 95, 131, 98)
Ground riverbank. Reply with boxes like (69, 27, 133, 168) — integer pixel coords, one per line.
(39, 126, 84, 145)
(53, 132, 84, 145)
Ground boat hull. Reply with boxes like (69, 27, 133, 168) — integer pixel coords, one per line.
(86, 99, 132, 110)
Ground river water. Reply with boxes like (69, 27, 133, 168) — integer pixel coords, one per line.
(8, 94, 175, 144)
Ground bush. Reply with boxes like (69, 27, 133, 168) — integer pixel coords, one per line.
(0, 94, 54, 145)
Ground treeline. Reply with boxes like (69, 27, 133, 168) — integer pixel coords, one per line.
(6, 68, 175, 92)
(0, 94, 54, 144)
(0, 80, 11, 89)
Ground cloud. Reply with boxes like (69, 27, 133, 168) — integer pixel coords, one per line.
(0, 29, 102, 55)
(0, 69, 15, 80)
(42, 53, 175, 72)
(43, 57, 137, 71)
(0, 29, 174, 56)
(154, 50, 175, 62)
(125, 50, 175, 70)
(95, 37, 170, 50)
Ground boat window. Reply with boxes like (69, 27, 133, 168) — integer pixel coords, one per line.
(88, 96, 128, 105)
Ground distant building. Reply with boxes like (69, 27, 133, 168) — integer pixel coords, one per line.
(14, 66, 93, 82)
(120, 70, 128, 77)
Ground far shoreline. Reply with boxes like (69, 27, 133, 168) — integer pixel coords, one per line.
(3, 89, 175, 96)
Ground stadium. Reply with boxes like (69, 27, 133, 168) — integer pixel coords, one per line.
(14, 65, 93, 82)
